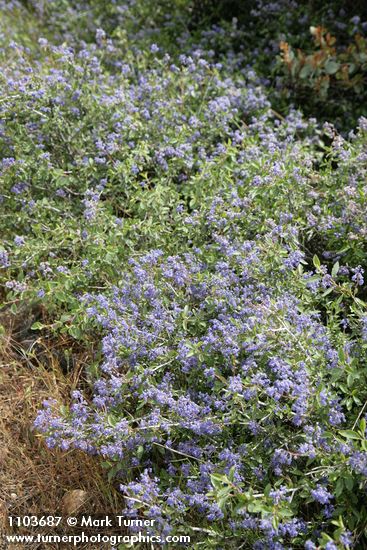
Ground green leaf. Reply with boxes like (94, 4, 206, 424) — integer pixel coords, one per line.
(331, 261, 339, 278)
(31, 321, 45, 330)
(218, 496, 230, 510)
(313, 255, 320, 269)
(347, 373, 355, 387)
(210, 473, 225, 489)
(299, 64, 313, 79)
(210, 474, 225, 485)
(359, 418, 366, 436)
(344, 475, 354, 491)
(68, 325, 81, 339)
(324, 60, 340, 75)
(264, 483, 272, 497)
(107, 469, 115, 482)
(278, 508, 294, 518)
(335, 477, 344, 497)
(217, 487, 231, 499)
(322, 287, 334, 297)
(107, 414, 117, 427)
(339, 430, 361, 440)
(55, 290, 66, 303)
(228, 466, 236, 482)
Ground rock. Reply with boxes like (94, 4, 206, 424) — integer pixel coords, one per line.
(61, 489, 89, 515)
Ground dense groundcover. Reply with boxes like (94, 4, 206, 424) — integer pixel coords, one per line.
(1, 0, 367, 548)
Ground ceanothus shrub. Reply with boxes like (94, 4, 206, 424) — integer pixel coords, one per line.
(304, 120, 367, 267)
(35, 217, 365, 548)
(1, 2, 367, 548)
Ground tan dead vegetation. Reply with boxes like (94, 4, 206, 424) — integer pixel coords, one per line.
(0, 309, 122, 549)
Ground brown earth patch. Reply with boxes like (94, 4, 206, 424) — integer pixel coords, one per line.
(0, 315, 121, 549)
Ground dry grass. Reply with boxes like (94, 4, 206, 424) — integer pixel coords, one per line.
(0, 309, 122, 549)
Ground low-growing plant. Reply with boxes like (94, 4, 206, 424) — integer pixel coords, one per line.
(35, 199, 367, 548)
(1, 1, 367, 549)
